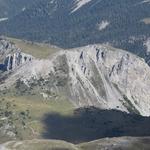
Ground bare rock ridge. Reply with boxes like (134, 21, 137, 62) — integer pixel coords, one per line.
(0, 39, 150, 116)
(0, 38, 33, 71)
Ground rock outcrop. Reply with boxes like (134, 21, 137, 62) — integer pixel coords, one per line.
(0, 38, 33, 71)
(4, 52, 33, 71)
(1, 44, 150, 116)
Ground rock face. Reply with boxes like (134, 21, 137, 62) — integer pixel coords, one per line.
(1, 44, 150, 116)
(0, 38, 33, 71)
(4, 52, 33, 71)
(0, 38, 17, 60)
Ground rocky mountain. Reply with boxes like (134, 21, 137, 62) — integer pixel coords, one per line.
(0, 38, 150, 117)
(0, 0, 150, 64)
(0, 38, 150, 149)
(0, 1, 150, 148)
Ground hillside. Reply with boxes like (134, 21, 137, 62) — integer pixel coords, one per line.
(0, 38, 150, 148)
(1, 137, 150, 150)
(1, 39, 150, 116)
(5, 37, 61, 59)
(79, 137, 150, 150)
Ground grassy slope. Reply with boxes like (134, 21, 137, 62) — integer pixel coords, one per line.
(6, 37, 61, 59)
(0, 37, 73, 143)
(0, 93, 74, 142)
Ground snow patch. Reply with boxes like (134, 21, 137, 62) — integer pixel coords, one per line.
(144, 38, 150, 53)
(0, 18, 8, 22)
(22, 7, 26, 11)
(97, 20, 110, 31)
(138, 0, 150, 5)
(141, 0, 150, 4)
(72, 0, 92, 13)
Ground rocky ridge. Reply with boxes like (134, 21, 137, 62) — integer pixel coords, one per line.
(0, 39, 150, 116)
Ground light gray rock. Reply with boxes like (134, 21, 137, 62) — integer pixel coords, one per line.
(1, 44, 150, 116)
(0, 38, 34, 71)
(4, 52, 33, 71)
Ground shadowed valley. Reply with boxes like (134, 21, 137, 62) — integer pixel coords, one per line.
(42, 107, 150, 144)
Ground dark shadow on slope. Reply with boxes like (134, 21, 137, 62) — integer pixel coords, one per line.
(0, 64, 6, 71)
(42, 107, 150, 144)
